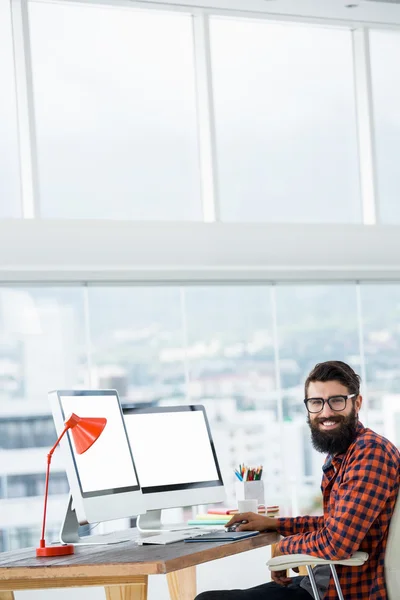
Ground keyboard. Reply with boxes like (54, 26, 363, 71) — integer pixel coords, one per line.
(137, 528, 218, 545)
(184, 530, 259, 542)
(138, 529, 259, 545)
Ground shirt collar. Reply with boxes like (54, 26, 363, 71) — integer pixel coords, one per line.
(322, 421, 365, 471)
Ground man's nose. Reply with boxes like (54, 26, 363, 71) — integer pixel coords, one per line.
(320, 400, 336, 417)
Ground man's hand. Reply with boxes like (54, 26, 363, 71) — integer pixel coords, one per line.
(226, 512, 299, 586)
(270, 570, 294, 586)
(269, 543, 299, 586)
(225, 512, 278, 532)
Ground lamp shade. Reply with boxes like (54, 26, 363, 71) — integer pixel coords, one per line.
(65, 413, 107, 455)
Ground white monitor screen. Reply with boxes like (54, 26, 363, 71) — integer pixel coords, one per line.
(124, 406, 223, 492)
(58, 391, 139, 496)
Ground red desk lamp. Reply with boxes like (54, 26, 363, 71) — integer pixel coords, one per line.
(36, 412, 107, 557)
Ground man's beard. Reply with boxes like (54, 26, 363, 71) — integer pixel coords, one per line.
(308, 404, 358, 455)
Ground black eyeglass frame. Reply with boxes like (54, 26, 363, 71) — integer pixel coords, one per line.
(303, 393, 357, 414)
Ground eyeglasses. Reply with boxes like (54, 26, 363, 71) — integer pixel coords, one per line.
(304, 394, 357, 414)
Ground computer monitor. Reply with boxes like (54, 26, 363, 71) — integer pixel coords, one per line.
(49, 390, 145, 528)
(123, 405, 225, 532)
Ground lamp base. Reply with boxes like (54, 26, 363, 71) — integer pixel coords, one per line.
(36, 544, 74, 557)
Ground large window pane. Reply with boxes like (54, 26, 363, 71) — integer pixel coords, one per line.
(29, 2, 201, 220)
(87, 287, 186, 403)
(0, 287, 87, 550)
(361, 284, 400, 442)
(0, 287, 87, 404)
(276, 284, 359, 514)
(370, 30, 400, 223)
(211, 19, 360, 223)
(183, 287, 279, 506)
(184, 287, 276, 406)
(0, 1, 21, 218)
(277, 285, 360, 394)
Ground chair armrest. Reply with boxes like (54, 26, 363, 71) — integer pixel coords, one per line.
(267, 551, 368, 571)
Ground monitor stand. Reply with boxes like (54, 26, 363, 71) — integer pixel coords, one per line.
(136, 508, 203, 534)
(59, 495, 135, 546)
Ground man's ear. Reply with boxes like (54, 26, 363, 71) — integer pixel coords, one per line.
(355, 394, 363, 414)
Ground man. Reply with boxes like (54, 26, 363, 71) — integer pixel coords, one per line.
(195, 360, 400, 600)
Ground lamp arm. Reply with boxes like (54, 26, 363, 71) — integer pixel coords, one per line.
(39, 424, 70, 548)
(48, 425, 70, 458)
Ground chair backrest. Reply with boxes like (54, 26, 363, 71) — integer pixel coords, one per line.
(385, 492, 400, 599)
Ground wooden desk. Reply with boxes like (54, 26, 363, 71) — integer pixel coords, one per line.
(0, 529, 279, 600)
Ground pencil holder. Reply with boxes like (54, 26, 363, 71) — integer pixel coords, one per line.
(235, 480, 265, 507)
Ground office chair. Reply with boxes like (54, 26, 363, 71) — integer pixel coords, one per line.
(267, 495, 400, 600)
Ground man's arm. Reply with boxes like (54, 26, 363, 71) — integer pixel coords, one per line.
(276, 515, 324, 537)
(226, 513, 323, 534)
(277, 441, 397, 560)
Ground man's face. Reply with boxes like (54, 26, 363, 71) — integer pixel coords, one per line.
(306, 380, 362, 455)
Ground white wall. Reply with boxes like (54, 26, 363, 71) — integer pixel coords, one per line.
(3, 220, 400, 282)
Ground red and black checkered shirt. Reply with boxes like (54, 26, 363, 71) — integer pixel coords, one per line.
(276, 422, 400, 599)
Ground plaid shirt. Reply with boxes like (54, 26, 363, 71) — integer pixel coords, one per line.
(276, 422, 400, 599)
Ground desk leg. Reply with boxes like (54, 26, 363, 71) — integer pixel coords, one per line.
(167, 566, 196, 600)
(0, 593, 15, 600)
(271, 543, 282, 561)
(105, 576, 148, 600)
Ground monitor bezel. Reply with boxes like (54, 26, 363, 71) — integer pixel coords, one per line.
(122, 404, 224, 494)
(56, 389, 141, 499)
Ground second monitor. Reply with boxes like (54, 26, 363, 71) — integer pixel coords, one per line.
(123, 404, 225, 532)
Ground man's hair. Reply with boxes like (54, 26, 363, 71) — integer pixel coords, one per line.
(304, 360, 361, 397)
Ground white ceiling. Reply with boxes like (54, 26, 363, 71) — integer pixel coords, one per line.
(135, 0, 400, 27)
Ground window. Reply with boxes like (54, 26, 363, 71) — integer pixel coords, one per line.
(276, 284, 359, 512)
(5, 473, 68, 498)
(0, 1, 21, 217)
(210, 18, 360, 223)
(370, 30, 400, 223)
(277, 285, 359, 403)
(8, 527, 39, 551)
(29, 2, 201, 220)
(47, 471, 69, 495)
(7, 475, 38, 498)
(361, 284, 400, 396)
(7, 526, 59, 551)
(183, 286, 277, 505)
(360, 284, 400, 440)
(0, 418, 56, 449)
(0, 287, 87, 407)
(0, 280, 87, 571)
(184, 286, 276, 409)
(87, 287, 186, 403)
(1, 282, 397, 541)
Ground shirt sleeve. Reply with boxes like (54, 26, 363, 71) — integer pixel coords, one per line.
(276, 516, 324, 536)
(277, 441, 396, 560)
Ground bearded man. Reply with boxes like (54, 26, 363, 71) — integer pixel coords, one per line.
(195, 361, 400, 600)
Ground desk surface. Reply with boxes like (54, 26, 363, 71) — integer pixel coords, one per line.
(0, 529, 279, 592)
